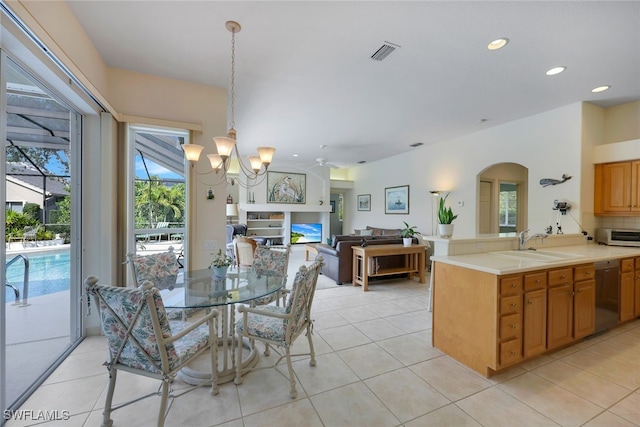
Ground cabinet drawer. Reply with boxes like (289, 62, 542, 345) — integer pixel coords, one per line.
(548, 268, 572, 286)
(621, 258, 635, 273)
(500, 338, 522, 366)
(524, 272, 547, 291)
(574, 265, 595, 282)
(500, 313, 522, 340)
(500, 276, 523, 295)
(500, 295, 522, 315)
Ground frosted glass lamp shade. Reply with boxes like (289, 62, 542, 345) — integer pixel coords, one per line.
(182, 144, 204, 162)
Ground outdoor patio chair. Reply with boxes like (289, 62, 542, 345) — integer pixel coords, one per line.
(22, 225, 40, 248)
(85, 276, 218, 427)
(234, 257, 323, 399)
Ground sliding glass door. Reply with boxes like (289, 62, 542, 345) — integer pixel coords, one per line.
(2, 54, 82, 415)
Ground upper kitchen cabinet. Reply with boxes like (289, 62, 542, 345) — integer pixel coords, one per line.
(594, 160, 640, 215)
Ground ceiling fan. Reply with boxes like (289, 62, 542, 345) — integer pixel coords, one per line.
(311, 145, 339, 169)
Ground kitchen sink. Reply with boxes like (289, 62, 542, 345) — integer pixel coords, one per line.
(490, 250, 584, 263)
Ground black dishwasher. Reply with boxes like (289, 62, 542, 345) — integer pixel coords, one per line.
(594, 259, 620, 334)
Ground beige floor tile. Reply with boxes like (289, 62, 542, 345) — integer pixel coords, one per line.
(310, 310, 349, 330)
(353, 317, 406, 341)
(335, 305, 381, 323)
(410, 356, 493, 402)
(310, 382, 400, 427)
(337, 342, 403, 379)
(5, 412, 89, 427)
(365, 367, 450, 423)
(582, 411, 639, 427)
(498, 372, 602, 425)
(457, 387, 558, 427)
(385, 310, 430, 333)
(609, 390, 640, 425)
(43, 348, 109, 385)
(376, 333, 443, 366)
(292, 352, 360, 396)
(561, 349, 640, 390)
(236, 367, 303, 416)
(404, 404, 482, 427)
(532, 360, 631, 408)
(242, 398, 323, 427)
(364, 300, 414, 317)
(317, 324, 371, 351)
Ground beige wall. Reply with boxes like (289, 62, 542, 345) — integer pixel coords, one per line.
(9, 1, 230, 269)
(604, 101, 640, 144)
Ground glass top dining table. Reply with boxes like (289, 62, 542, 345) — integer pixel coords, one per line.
(162, 267, 287, 389)
(161, 268, 287, 310)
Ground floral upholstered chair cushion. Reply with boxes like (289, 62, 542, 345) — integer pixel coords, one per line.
(251, 245, 290, 306)
(129, 249, 179, 290)
(234, 259, 323, 398)
(89, 281, 210, 374)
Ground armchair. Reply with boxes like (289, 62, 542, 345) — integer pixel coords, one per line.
(234, 258, 323, 398)
(85, 276, 217, 427)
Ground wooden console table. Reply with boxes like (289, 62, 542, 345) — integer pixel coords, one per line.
(352, 244, 427, 291)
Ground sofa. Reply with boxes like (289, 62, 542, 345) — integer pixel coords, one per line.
(315, 227, 417, 285)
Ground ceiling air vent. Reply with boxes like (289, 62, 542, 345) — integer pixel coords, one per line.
(370, 42, 401, 61)
(409, 142, 423, 148)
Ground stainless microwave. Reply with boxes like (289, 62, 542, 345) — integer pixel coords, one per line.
(595, 228, 640, 247)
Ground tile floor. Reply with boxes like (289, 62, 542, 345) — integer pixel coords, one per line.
(7, 249, 640, 427)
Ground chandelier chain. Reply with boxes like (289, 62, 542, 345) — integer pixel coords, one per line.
(230, 27, 236, 131)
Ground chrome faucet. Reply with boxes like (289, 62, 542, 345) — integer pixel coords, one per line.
(518, 230, 548, 250)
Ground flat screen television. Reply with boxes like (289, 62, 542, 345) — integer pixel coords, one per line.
(291, 223, 322, 244)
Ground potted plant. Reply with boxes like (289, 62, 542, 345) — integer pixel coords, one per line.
(400, 221, 420, 246)
(209, 248, 233, 278)
(437, 193, 458, 238)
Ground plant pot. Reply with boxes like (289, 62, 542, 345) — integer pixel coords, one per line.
(438, 224, 454, 238)
(212, 266, 229, 279)
(402, 237, 412, 247)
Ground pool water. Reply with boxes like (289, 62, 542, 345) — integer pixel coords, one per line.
(5, 250, 70, 299)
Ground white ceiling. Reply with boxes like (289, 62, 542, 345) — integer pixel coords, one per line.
(66, 1, 640, 169)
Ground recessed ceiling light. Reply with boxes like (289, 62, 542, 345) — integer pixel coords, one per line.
(487, 38, 509, 50)
(592, 85, 611, 93)
(546, 66, 566, 76)
(292, 154, 298, 157)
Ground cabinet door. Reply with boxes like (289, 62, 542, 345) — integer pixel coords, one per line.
(632, 160, 640, 212)
(602, 162, 631, 212)
(574, 279, 595, 339)
(620, 271, 635, 322)
(635, 270, 640, 318)
(547, 284, 573, 350)
(524, 289, 547, 358)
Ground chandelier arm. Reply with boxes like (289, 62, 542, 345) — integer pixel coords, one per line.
(232, 144, 264, 178)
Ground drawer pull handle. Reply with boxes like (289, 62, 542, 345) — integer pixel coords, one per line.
(536, 279, 541, 283)
(560, 275, 566, 279)
(511, 324, 517, 329)
(510, 351, 516, 355)
(527, 300, 533, 305)
(511, 283, 517, 288)
(510, 303, 517, 307)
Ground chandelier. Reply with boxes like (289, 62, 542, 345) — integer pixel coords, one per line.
(182, 21, 275, 186)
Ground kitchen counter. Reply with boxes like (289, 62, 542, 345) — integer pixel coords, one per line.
(431, 243, 640, 275)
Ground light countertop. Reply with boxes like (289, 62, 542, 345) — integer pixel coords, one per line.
(431, 243, 640, 275)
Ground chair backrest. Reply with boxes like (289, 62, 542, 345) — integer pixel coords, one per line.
(284, 258, 323, 341)
(85, 276, 175, 374)
(235, 237, 257, 268)
(23, 225, 39, 238)
(252, 244, 291, 275)
(226, 224, 247, 244)
(127, 247, 179, 290)
(155, 221, 170, 229)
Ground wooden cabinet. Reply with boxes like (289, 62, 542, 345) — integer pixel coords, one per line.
(594, 160, 640, 215)
(574, 265, 595, 339)
(523, 272, 546, 358)
(620, 258, 635, 322)
(547, 268, 573, 350)
(433, 261, 597, 377)
(498, 275, 523, 367)
(635, 258, 640, 318)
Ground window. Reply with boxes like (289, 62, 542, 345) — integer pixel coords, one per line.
(499, 183, 518, 227)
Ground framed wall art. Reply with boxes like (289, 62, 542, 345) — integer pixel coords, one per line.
(385, 185, 409, 214)
(357, 194, 371, 211)
(267, 171, 306, 204)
